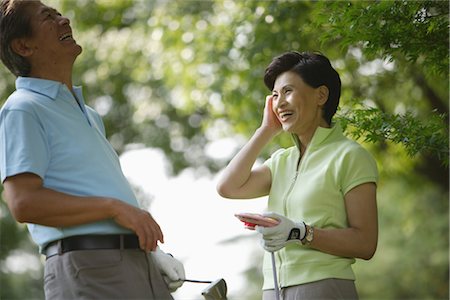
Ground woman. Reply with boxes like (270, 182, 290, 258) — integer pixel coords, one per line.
(217, 51, 378, 299)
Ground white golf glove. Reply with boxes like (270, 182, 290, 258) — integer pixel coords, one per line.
(151, 247, 185, 292)
(255, 212, 306, 252)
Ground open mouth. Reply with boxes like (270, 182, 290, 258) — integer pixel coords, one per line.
(59, 32, 73, 41)
(278, 111, 293, 121)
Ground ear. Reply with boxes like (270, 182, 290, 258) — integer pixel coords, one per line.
(10, 38, 34, 57)
(317, 85, 329, 106)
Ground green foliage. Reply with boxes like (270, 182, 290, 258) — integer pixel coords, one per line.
(338, 107, 449, 166)
(0, 0, 448, 299)
(0, 270, 43, 300)
(28, 0, 448, 174)
(355, 171, 449, 299)
(0, 198, 43, 300)
(316, 0, 449, 76)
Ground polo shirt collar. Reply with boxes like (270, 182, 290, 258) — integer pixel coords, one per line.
(15, 76, 82, 100)
(292, 122, 343, 151)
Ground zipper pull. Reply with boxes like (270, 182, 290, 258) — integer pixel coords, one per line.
(292, 172, 298, 183)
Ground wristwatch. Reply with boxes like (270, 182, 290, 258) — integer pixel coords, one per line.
(301, 225, 314, 245)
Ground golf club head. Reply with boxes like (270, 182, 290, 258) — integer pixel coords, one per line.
(201, 278, 227, 300)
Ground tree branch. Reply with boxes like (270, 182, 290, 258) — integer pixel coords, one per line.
(413, 72, 449, 126)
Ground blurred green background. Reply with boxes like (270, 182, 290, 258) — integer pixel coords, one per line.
(0, 0, 448, 299)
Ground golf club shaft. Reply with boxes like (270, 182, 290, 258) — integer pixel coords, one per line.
(271, 252, 280, 300)
(183, 279, 213, 284)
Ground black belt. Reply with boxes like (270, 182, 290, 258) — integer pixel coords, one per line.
(43, 234, 140, 259)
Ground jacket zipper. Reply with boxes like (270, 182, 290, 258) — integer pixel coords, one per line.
(277, 154, 302, 288)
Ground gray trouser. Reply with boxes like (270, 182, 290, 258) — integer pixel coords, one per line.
(262, 278, 358, 300)
(44, 249, 173, 300)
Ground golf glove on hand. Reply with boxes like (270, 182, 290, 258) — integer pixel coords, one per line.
(255, 212, 306, 252)
(151, 247, 185, 292)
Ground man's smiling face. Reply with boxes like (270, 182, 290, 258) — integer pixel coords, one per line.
(21, 1, 82, 72)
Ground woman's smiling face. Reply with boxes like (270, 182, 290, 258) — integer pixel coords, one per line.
(271, 71, 328, 137)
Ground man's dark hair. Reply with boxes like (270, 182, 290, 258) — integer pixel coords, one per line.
(0, 0, 33, 76)
(264, 51, 341, 125)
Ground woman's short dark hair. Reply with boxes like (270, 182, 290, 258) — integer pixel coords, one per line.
(264, 51, 341, 125)
(0, 0, 33, 77)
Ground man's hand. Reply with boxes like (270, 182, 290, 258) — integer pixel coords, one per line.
(111, 201, 164, 252)
(151, 247, 185, 292)
(255, 212, 306, 252)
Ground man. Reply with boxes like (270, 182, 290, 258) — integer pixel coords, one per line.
(0, 1, 184, 299)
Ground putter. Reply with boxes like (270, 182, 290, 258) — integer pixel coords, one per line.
(183, 278, 227, 300)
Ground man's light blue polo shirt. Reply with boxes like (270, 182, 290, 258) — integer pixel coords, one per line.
(0, 77, 137, 250)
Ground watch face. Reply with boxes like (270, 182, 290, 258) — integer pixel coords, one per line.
(306, 227, 314, 242)
(288, 228, 301, 240)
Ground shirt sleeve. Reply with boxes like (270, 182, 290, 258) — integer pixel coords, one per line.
(263, 148, 285, 173)
(0, 109, 50, 183)
(339, 144, 378, 195)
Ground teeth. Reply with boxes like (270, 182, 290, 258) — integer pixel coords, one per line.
(279, 111, 293, 119)
(59, 33, 72, 41)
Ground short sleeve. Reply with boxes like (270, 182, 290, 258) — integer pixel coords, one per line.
(263, 148, 285, 173)
(0, 109, 50, 182)
(340, 145, 378, 195)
